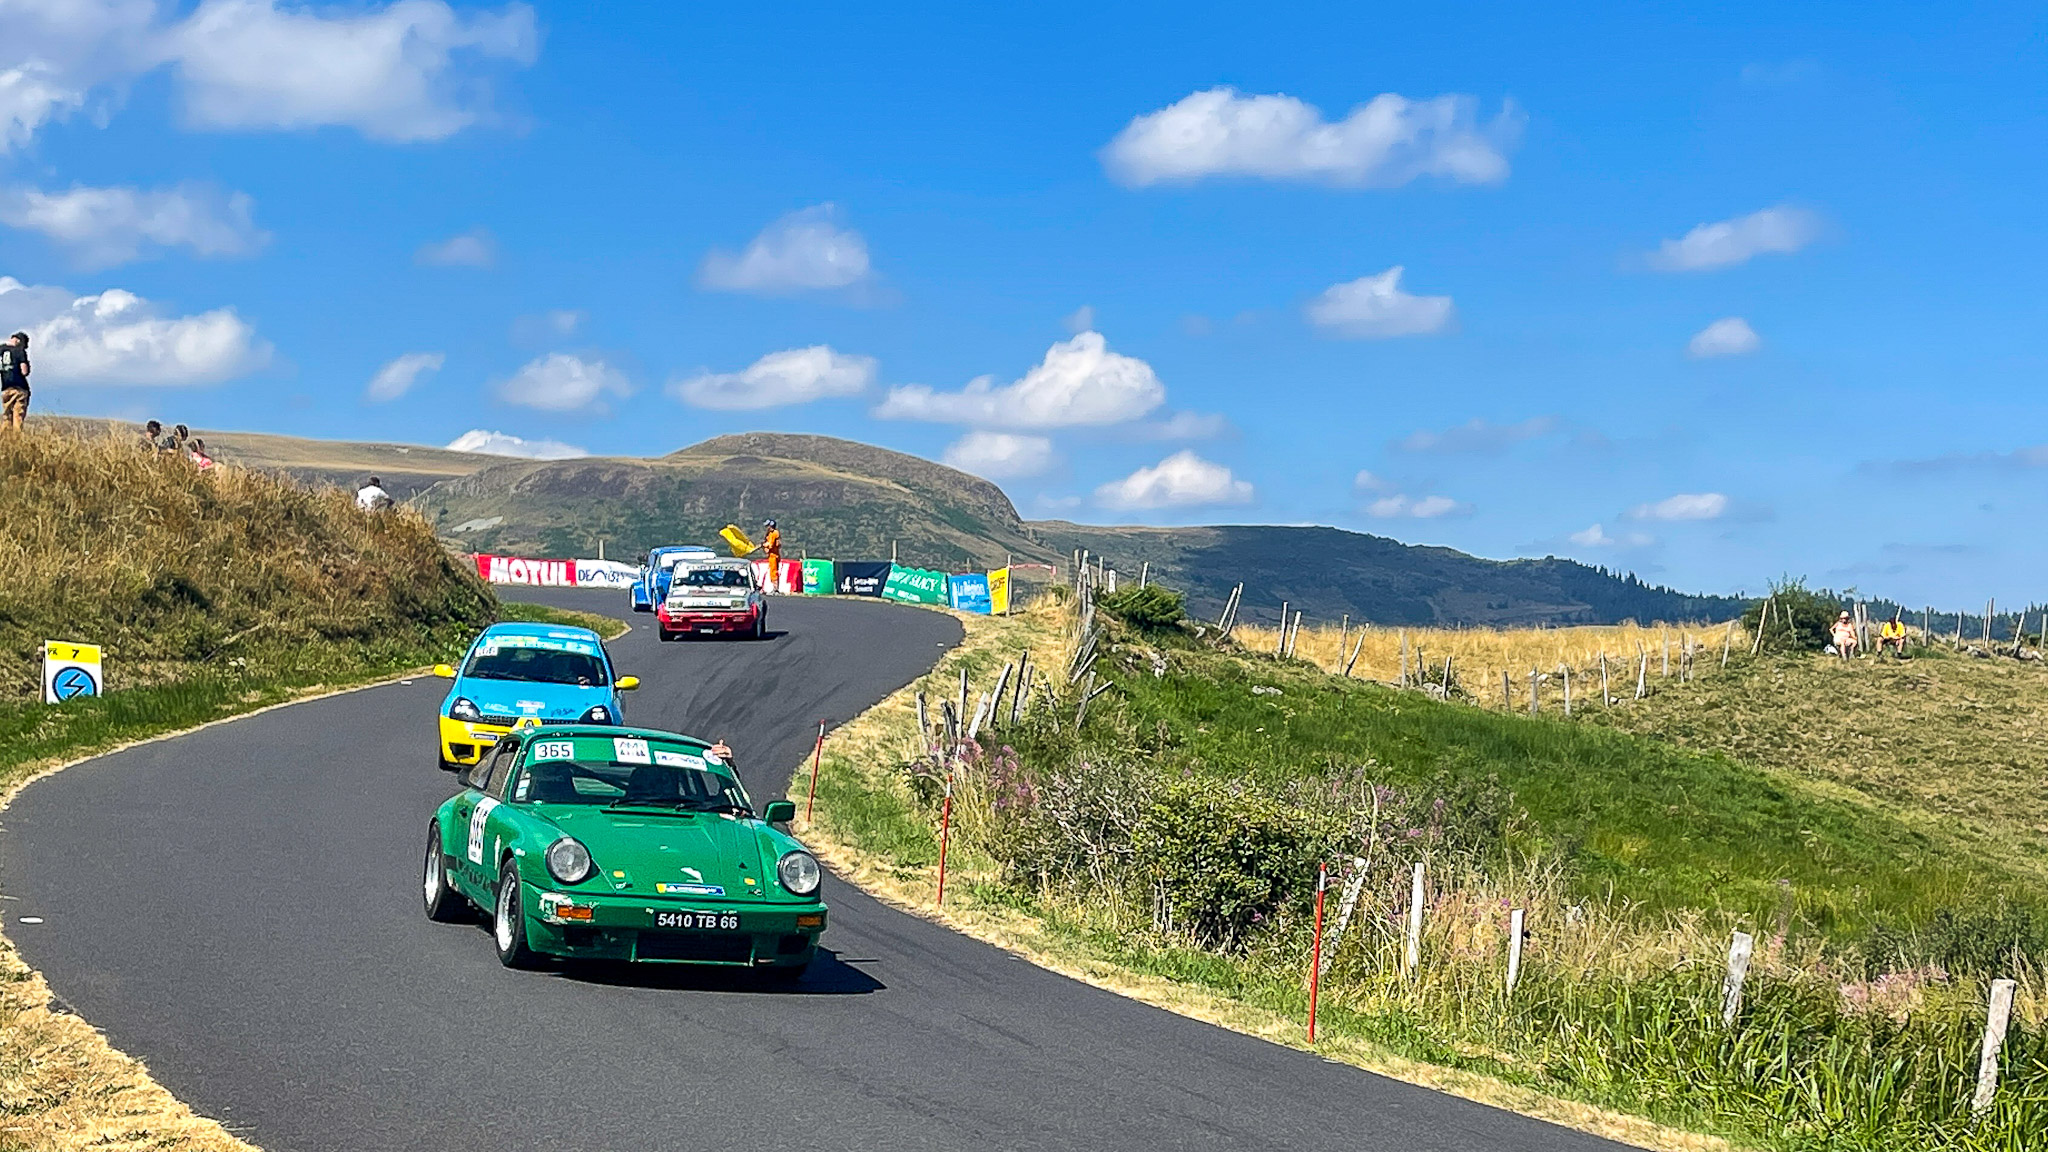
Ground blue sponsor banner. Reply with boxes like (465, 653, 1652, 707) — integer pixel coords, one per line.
(948, 572, 992, 614)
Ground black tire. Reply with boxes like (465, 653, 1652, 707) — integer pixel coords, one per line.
(492, 859, 541, 968)
(437, 754, 459, 773)
(658, 627, 676, 642)
(422, 824, 469, 923)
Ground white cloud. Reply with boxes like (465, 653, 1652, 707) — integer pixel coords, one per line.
(1627, 492, 1728, 521)
(1569, 523, 1655, 548)
(0, 182, 265, 268)
(1366, 493, 1466, 519)
(1353, 469, 1391, 492)
(1305, 266, 1455, 339)
(875, 331, 1165, 429)
(0, 0, 535, 151)
(1687, 316, 1760, 358)
(1132, 410, 1231, 440)
(670, 346, 876, 410)
(0, 275, 268, 387)
(364, 351, 443, 402)
(415, 228, 495, 268)
(445, 429, 587, 460)
(511, 308, 583, 341)
(942, 431, 1056, 480)
(163, 0, 537, 141)
(1649, 205, 1821, 272)
(1397, 416, 1556, 455)
(1095, 450, 1253, 510)
(495, 352, 630, 412)
(1063, 305, 1095, 333)
(698, 204, 872, 294)
(1102, 86, 1517, 188)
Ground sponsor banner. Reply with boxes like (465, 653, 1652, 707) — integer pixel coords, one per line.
(835, 560, 891, 597)
(751, 559, 800, 594)
(948, 572, 992, 615)
(988, 567, 1011, 615)
(801, 558, 834, 595)
(475, 554, 578, 587)
(883, 565, 950, 606)
(573, 559, 640, 588)
(43, 639, 103, 704)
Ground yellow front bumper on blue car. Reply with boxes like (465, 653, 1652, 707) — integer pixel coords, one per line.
(439, 715, 512, 766)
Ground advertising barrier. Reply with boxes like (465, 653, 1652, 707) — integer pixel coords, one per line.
(573, 559, 640, 588)
(801, 558, 834, 595)
(475, 553, 578, 587)
(751, 559, 800, 594)
(835, 561, 891, 597)
(948, 572, 992, 614)
(883, 565, 950, 606)
(988, 567, 1010, 615)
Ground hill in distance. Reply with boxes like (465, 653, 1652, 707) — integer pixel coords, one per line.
(59, 420, 1744, 627)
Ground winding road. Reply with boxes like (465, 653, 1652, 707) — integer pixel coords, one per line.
(2, 589, 1631, 1152)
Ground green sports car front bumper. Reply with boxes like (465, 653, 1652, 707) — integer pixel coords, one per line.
(521, 887, 826, 966)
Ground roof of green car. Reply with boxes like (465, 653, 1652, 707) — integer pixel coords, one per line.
(515, 723, 713, 748)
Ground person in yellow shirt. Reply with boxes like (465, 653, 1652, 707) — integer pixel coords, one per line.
(1878, 614, 1908, 658)
(760, 519, 782, 593)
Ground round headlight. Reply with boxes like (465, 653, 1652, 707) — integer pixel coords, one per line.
(545, 837, 594, 884)
(449, 696, 481, 722)
(578, 704, 611, 724)
(777, 851, 821, 896)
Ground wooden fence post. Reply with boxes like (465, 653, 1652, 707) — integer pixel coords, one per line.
(1562, 664, 1571, 716)
(1974, 978, 2019, 1113)
(1635, 651, 1648, 699)
(1599, 651, 1610, 706)
(1501, 668, 1511, 710)
(1721, 930, 1755, 1026)
(1506, 908, 1526, 994)
(1662, 631, 1670, 678)
(1399, 630, 1410, 687)
(1751, 596, 1774, 656)
(1277, 601, 1289, 654)
(1404, 861, 1426, 976)
(1721, 619, 1735, 668)
(1527, 669, 1539, 714)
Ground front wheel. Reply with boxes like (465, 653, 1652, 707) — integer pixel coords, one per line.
(493, 860, 541, 968)
(423, 824, 469, 923)
(658, 627, 677, 642)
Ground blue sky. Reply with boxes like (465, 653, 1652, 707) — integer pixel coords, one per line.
(3, 1, 2043, 607)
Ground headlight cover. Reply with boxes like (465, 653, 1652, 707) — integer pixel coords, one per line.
(545, 837, 594, 884)
(579, 704, 612, 724)
(449, 696, 481, 722)
(777, 850, 821, 896)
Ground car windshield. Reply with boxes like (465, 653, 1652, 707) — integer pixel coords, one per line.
(658, 553, 707, 571)
(516, 759, 752, 813)
(677, 567, 751, 588)
(463, 642, 610, 686)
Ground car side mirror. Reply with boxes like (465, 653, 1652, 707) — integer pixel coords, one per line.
(433, 663, 456, 678)
(763, 800, 796, 824)
(617, 676, 640, 690)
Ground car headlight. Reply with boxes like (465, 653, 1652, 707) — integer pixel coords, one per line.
(449, 696, 481, 722)
(545, 837, 594, 884)
(777, 851, 821, 896)
(579, 704, 612, 724)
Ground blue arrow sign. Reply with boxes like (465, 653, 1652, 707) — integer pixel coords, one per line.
(52, 666, 98, 700)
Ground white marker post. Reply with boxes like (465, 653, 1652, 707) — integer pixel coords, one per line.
(1974, 978, 2018, 1114)
(1721, 930, 1755, 1026)
(1506, 908, 1526, 995)
(1404, 861, 1426, 976)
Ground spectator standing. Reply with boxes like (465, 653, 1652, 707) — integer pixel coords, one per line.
(355, 475, 394, 511)
(189, 437, 215, 471)
(0, 331, 29, 432)
(169, 424, 190, 455)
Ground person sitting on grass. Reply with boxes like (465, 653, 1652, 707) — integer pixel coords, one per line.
(355, 475, 394, 511)
(1878, 614, 1908, 658)
(1830, 611, 1860, 660)
(139, 420, 163, 451)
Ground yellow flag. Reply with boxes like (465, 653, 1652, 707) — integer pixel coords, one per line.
(719, 524, 756, 556)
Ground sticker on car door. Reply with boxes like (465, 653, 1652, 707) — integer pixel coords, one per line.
(466, 797, 499, 865)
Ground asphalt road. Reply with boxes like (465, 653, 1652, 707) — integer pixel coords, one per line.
(2, 589, 1634, 1152)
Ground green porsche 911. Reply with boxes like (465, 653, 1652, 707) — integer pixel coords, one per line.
(423, 724, 826, 977)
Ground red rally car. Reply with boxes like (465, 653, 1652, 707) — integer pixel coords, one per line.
(656, 559, 768, 641)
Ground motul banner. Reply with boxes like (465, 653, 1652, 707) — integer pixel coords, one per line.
(751, 559, 800, 594)
(475, 554, 578, 587)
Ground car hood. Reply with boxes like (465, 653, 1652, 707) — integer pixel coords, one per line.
(542, 808, 775, 899)
(450, 681, 611, 720)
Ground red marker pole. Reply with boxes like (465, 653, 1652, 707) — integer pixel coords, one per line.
(1307, 862, 1329, 1044)
(803, 721, 826, 821)
(935, 775, 955, 907)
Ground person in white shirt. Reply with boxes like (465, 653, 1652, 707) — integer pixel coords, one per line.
(355, 476, 394, 511)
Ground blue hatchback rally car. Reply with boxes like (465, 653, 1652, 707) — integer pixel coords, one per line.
(433, 622, 640, 771)
(630, 545, 717, 612)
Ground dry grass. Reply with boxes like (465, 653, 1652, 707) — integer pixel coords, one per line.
(1239, 618, 1746, 707)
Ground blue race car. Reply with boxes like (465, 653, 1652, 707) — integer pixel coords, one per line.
(433, 622, 640, 771)
(630, 545, 718, 612)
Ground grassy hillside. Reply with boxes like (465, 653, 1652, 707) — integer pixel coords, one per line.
(803, 595, 2044, 1151)
(43, 416, 495, 501)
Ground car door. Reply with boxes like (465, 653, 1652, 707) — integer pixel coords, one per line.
(448, 738, 522, 900)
